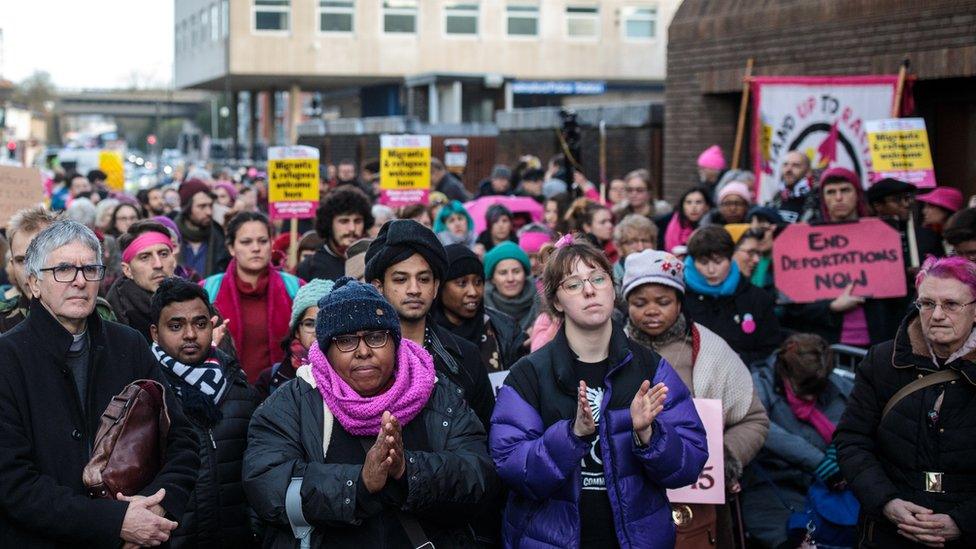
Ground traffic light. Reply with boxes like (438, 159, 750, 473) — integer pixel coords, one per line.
(5, 140, 15, 158)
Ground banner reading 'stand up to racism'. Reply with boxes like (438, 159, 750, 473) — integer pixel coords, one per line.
(751, 76, 900, 205)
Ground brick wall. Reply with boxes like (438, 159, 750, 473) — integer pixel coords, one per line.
(665, 0, 976, 204)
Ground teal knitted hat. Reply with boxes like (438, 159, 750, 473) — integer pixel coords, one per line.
(483, 241, 531, 279)
(290, 278, 336, 328)
(432, 200, 474, 234)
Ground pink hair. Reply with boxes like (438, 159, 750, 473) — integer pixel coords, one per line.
(914, 255, 976, 297)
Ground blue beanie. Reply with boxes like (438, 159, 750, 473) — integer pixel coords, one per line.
(432, 200, 474, 234)
(290, 278, 335, 328)
(315, 277, 401, 349)
(483, 241, 531, 279)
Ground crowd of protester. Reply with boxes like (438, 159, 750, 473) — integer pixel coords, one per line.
(0, 146, 973, 548)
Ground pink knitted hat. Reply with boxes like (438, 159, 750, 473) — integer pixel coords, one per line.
(519, 231, 552, 254)
(718, 182, 752, 204)
(918, 187, 964, 213)
(697, 145, 727, 170)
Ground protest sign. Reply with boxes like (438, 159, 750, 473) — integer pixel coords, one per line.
(444, 138, 469, 172)
(0, 166, 45, 227)
(773, 218, 906, 303)
(866, 118, 936, 188)
(667, 399, 725, 505)
(751, 76, 899, 204)
(98, 150, 125, 191)
(268, 146, 320, 220)
(380, 134, 431, 207)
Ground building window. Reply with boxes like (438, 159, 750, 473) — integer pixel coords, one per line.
(319, 1, 354, 32)
(445, 2, 478, 35)
(506, 4, 538, 36)
(211, 4, 219, 41)
(622, 6, 655, 39)
(254, 0, 290, 32)
(199, 10, 208, 44)
(566, 5, 599, 38)
(383, 0, 417, 34)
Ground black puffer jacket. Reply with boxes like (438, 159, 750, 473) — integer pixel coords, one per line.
(163, 350, 263, 548)
(242, 374, 498, 548)
(485, 307, 527, 369)
(685, 277, 782, 366)
(835, 311, 976, 548)
(296, 245, 346, 282)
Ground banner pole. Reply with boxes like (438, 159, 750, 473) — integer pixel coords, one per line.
(731, 58, 754, 171)
(599, 120, 607, 204)
(907, 215, 920, 268)
(288, 218, 299, 271)
(891, 59, 909, 117)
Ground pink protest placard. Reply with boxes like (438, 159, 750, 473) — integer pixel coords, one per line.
(667, 398, 725, 505)
(772, 218, 906, 304)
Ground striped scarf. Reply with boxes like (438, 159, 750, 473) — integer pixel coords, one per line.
(152, 343, 228, 405)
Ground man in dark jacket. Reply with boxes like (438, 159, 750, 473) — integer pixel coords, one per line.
(297, 187, 374, 282)
(475, 164, 515, 198)
(867, 177, 945, 267)
(431, 157, 471, 202)
(106, 220, 178, 341)
(0, 221, 199, 548)
(364, 220, 495, 428)
(432, 244, 525, 371)
(0, 206, 58, 333)
(175, 179, 230, 277)
(150, 277, 261, 547)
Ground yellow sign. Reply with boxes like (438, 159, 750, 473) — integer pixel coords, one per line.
(380, 135, 431, 207)
(98, 150, 125, 191)
(865, 118, 936, 188)
(267, 146, 320, 220)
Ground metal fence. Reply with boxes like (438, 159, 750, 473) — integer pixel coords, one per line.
(830, 344, 868, 380)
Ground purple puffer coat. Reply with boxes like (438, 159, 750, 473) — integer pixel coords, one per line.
(490, 324, 708, 548)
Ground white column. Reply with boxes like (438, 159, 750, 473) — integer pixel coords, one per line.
(451, 80, 463, 123)
(428, 82, 439, 124)
(504, 82, 514, 112)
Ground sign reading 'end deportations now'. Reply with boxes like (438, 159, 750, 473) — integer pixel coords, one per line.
(773, 218, 906, 303)
(380, 134, 431, 208)
(268, 146, 320, 220)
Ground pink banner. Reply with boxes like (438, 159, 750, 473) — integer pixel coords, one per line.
(667, 398, 725, 505)
(270, 201, 317, 220)
(772, 218, 907, 303)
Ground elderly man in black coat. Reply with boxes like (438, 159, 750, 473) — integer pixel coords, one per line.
(0, 220, 199, 548)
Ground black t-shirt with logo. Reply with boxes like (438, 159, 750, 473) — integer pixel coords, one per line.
(572, 358, 620, 549)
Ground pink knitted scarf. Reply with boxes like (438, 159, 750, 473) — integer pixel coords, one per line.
(663, 213, 694, 253)
(783, 379, 836, 443)
(308, 337, 436, 436)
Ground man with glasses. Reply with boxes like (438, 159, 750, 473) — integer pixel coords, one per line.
(0, 206, 115, 334)
(0, 221, 198, 547)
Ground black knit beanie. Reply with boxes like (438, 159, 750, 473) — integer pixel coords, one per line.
(444, 243, 483, 282)
(364, 219, 448, 282)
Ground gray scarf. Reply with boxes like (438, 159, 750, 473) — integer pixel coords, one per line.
(625, 314, 689, 352)
(485, 279, 540, 332)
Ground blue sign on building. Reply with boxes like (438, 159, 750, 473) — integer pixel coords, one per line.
(510, 80, 607, 95)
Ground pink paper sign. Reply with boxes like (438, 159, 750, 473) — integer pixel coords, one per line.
(772, 218, 907, 304)
(667, 398, 725, 505)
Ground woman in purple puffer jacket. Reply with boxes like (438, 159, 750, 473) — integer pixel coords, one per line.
(490, 236, 708, 549)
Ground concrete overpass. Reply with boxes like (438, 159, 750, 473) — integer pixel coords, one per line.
(56, 89, 213, 119)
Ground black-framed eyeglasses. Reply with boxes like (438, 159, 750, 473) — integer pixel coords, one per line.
(39, 264, 106, 283)
(559, 271, 612, 294)
(332, 330, 390, 352)
(914, 298, 976, 314)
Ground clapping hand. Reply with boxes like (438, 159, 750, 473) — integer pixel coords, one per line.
(362, 411, 407, 494)
(382, 411, 406, 480)
(630, 381, 668, 446)
(573, 381, 596, 438)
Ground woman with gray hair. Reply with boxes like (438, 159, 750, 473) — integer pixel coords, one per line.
(611, 213, 658, 287)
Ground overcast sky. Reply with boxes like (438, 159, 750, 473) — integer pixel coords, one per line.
(0, 0, 173, 89)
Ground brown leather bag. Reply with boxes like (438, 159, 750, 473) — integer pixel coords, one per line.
(83, 379, 171, 499)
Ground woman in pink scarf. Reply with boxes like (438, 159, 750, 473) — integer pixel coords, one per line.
(662, 187, 712, 253)
(243, 277, 497, 548)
